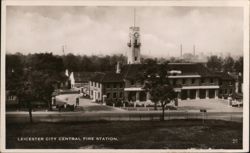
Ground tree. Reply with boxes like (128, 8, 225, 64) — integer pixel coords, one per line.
(207, 55, 223, 71)
(234, 56, 243, 74)
(6, 54, 25, 109)
(28, 53, 67, 109)
(6, 53, 67, 123)
(63, 53, 81, 72)
(223, 56, 235, 72)
(143, 62, 177, 120)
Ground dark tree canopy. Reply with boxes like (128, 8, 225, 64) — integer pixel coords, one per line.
(207, 55, 223, 71)
(234, 57, 243, 73)
(223, 56, 235, 73)
(6, 53, 67, 111)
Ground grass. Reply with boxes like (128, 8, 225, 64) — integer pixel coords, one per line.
(82, 105, 119, 112)
(6, 119, 242, 149)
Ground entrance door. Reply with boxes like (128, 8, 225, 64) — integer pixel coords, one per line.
(128, 92, 136, 102)
(199, 89, 206, 99)
(209, 89, 215, 98)
(139, 92, 146, 101)
(181, 90, 187, 100)
(190, 90, 196, 99)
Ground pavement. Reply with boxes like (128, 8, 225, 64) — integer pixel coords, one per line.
(55, 93, 125, 112)
(177, 99, 243, 112)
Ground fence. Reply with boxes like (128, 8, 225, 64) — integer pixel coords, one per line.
(6, 111, 243, 123)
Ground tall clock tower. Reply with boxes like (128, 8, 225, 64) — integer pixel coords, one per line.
(127, 26, 141, 64)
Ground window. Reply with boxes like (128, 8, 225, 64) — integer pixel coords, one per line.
(210, 78, 214, 83)
(98, 92, 100, 98)
(113, 84, 117, 88)
(219, 81, 222, 85)
(91, 90, 93, 96)
(107, 93, 110, 98)
(230, 89, 233, 94)
(98, 83, 100, 88)
(173, 79, 176, 85)
(91, 81, 93, 86)
(106, 84, 110, 88)
(191, 78, 195, 84)
(201, 78, 205, 83)
(135, 57, 137, 61)
(120, 92, 123, 98)
(131, 80, 135, 85)
(113, 93, 117, 98)
(94, 82, 96, 87)
(120, 83, 123, 88)
(182, 79, 186, 84)
(229, 81, 232, 85)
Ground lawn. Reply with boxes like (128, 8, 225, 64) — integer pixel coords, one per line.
(6, 119, 242, 149)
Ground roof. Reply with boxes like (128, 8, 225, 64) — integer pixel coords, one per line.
(90, 72, 123, 83)
(168, 63, 218, 77)
(121, 64, 146, 80)
(121, 63, 219, 79)
(73, 72, 96, 83)
(90, 63, 224, 83)
(214, 72, 235, 81)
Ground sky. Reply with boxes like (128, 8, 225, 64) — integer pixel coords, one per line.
(6, 6, 244, 57)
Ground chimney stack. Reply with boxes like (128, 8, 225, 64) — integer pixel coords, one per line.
(116, 62, 121, 74)
(193, 45, 196, 56)
(180, 44, 183, 58)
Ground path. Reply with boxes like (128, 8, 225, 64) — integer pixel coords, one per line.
(177, 99, 243, 112)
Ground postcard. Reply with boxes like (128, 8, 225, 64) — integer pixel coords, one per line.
(1, 0, 249, 152)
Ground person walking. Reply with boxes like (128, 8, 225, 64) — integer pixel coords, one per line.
(76, 97, 79, 106)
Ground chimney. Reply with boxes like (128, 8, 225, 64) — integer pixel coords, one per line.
(116, 62, 121, 74)
(193, 45, 196, 56)
(180, 44, 182, 58)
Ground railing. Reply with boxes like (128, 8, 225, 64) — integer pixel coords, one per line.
(6, 111, 243, 123)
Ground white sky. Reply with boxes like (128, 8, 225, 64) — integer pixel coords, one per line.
(6, 6, 243, 57)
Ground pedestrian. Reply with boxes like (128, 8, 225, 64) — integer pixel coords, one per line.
(228, 95, 232, 106)
(76, 97, 79, 106)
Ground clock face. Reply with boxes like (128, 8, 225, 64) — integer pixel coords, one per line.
(134, 32, 139, 38)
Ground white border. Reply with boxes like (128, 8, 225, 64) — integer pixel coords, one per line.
(1, 0, 249, 153)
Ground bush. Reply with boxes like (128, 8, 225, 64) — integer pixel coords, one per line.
(115, 99, 123, 107)
(106, 99, 114, 106)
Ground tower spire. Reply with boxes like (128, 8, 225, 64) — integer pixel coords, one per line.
(134, 8, 136, 27)
(180, 44, 183, 57)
